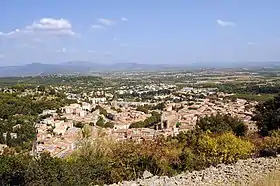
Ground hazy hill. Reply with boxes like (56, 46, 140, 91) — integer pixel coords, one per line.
(1, 61, 280, 77)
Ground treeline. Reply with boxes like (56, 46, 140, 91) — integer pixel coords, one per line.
(216, 83, 280, 94)
(136, 102, 165, 114)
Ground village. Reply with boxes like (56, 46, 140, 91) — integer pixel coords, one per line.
(35, 85, 258, 157)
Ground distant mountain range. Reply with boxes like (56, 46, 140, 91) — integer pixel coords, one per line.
(0, 61, 280, 77)
(0, 62, 178, 77)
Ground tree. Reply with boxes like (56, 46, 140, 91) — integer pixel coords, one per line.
(96, 117, 105, 127)
(196, 113, 247, 136)
(104, 122, 114, 129)
(74, 122, 84, 129)
(154, 102, 165, 110)
(176, 122, 182, 128)
(136, 106, 149, 114)
(253, 94, 280, 136)
(129, 111, 161, 128)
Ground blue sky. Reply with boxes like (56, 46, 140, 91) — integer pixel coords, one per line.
(1, 0, 280, 66)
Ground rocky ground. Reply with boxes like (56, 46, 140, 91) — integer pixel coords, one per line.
(108, 156, 280, 186)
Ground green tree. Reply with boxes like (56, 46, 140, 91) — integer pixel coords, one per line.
(154, 102, 165, 110)
(96, 116, 105, 127)
(196, 114, 247, 136)
(253, 94, 280, 136)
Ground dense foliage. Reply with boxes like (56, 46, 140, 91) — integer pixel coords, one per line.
(136, 102, 165, 114)
(0, 90, 75, 150)
(253, 94, 280, 136)
(196, 113, 248, 136)
(216, 83, 280, 95)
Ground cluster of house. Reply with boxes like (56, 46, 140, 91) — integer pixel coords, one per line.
(36, 102, 95, 157)
(36, 127, 80, 158)
(115, 83, 176, 95)
(36, 113, 79, 157)
(176, 97, 258, 132)
(110, 111, 180, 141)
(33, 86, 258, 157)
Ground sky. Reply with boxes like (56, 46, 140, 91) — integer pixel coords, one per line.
(1, 0, 280, 66)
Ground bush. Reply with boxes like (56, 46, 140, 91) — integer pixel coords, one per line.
(179, 148, 201, 171)
(196, 132, 254, 165)
(0, 130, 257, 185)
(256, 134, 280, 157)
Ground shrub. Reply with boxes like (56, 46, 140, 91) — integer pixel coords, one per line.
(256, 134, 280, 157)
(196, 132, 254, 165)
(179, 148, 200, 171)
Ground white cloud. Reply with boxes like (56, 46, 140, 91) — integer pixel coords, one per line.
(27, 18, 72, 30)
(91, 25, 104, 29)
(121, 17, 128, 21)
(97, 18, 115, 26)
(217, 20, 236, 27)
(0, 18, 76, 37)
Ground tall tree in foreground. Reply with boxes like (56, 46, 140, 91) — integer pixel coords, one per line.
(253, 94, 280, 136)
